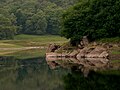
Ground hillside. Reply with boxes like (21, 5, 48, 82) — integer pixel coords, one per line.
(0, 0, 79, 39)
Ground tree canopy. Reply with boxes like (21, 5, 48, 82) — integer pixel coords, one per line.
(61, 0, 120, 45)
(0, 0, 79, 39)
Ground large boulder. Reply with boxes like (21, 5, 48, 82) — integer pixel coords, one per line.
(82, 36, 89, 46)
(69, 50, 79, 57)
(86, 46, 107, 58)
(46, 44, 60, 52)
(76, 47, 95, 58)
(76, 46, 108, 58)
(99, 51, 109, 58)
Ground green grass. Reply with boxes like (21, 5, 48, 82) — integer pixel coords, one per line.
(0, 34, 68, 47)
(111, 50, 120, 55)
(15, 34, 67, 41)
(6, 49, 46, 59)
(0, 34, 68, 56)
(98, 37, 120, 43)
(111, 60, 120, 63)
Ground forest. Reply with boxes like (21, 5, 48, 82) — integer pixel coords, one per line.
(1, 0, 120, 43)
(0, 0, 79, 39)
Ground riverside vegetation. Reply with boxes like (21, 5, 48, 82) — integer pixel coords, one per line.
(46, 0, 120, 77)
(0, 0, 120, 90)
(59, 0, 120, 63)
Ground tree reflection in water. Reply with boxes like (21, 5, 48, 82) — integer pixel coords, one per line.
(63, 69, 120, 90)
(0, 56, 68, 90)
(47, 57, 120, 90)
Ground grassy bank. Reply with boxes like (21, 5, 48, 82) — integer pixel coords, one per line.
(6, 49, 46, 59)
(0, 34, 68, 55)
(97, 37, 120, 43)
(0, 34, 68, 47)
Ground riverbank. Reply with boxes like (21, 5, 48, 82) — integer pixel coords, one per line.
(46, 37, 120, 61)
(0, 34, 68, 56)
(46, 38, 120, 73)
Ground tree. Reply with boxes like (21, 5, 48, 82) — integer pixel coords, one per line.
(44, 3, 63, 35)
(61, 0, 120, 45)
(0, 0, 79, 38)
(0, 14, 17, 39)
(25, 11, 47, 35)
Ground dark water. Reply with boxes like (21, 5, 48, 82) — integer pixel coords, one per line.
(0, 55, 120, 90)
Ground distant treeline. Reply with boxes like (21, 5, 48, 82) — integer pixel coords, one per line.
(0, 0, 79, 39)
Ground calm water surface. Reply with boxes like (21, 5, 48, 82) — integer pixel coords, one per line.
(0, 50, 120, 90)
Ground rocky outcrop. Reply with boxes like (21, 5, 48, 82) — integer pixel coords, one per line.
(46, 44, 60, 52)
(46, 36, 109, 59)
(78, 46, 108, 58)
(69, 50, 79, 57)
(80, 36, 89, 46)
(46, 46, 109, 59)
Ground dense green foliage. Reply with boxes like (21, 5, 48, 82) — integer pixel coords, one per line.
(0, 0, 79, 39)
(61, 0, 120, 44)
(0, 9, 17, 39)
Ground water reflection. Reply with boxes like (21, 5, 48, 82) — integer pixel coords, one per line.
(47, 57, 120, 90)
(0, 56, 68, 90)
(63, 70, 120, 90)
(0, 55, 120, 90)
(46, 57, 110, 77)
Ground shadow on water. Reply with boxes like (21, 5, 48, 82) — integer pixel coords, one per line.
(63, 70, 120, 90)
(46, 57, 120, 90)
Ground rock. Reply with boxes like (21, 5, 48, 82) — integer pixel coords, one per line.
(86, 46, 107, 58)
(46, 44, 60, 52)
(78, 44, 84, 49)
(118, 44, 120, 47)
(93, 42, 98, 46)
(113, 44, 119, 48)
(69, 50, 79, 57)
(47, 61, 59, 69)
(46, 40, 109, 59)
(60, 53, 69, 57)
(46, 53, 58, 58)
(108, 44, 113, 48)
(76, 47, 94, 59)
(76, 47, 88, 58)
(82, 36, 89, 46)
(102, 43, 113, 49)
(80, 41, 84, 46)
(99, 51, 109, 58)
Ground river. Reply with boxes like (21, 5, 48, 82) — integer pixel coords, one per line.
(0, 49, 120, 90)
